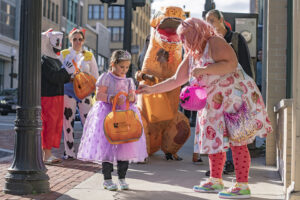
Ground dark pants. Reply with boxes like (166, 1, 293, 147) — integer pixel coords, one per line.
(102, 161, 129, 180)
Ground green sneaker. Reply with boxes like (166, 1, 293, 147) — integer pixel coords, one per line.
(218, 183, 251, 199)
(103, 179, 118, 191)
(193, 178, 224, 193)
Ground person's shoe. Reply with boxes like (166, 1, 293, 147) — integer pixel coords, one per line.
(119, 179, 129, 190)
(193, 157, 204, 165)
(218, 182, 251, 199)
(103, 179, 118, 191)
(62, 152, 76, 160)
(193, 177, 224, 193)
(205, 170, 210, 177)
(44, 155, 62, 165)
(224, 161, 235, 173)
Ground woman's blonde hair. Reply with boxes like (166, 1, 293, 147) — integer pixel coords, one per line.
(177, 18, 219, 60)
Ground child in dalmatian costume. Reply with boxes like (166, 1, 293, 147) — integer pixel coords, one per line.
(41, 29, 75, 164)
(60, 28, 99, 159)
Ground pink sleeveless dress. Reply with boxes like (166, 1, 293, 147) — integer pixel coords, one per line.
(192, 43, 272, 154)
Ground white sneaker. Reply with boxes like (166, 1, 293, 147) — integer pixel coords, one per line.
(119, 179, 129, 190)
(103, 179, 118, 191)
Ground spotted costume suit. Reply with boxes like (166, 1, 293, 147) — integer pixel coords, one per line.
(60, 47, 99, 158)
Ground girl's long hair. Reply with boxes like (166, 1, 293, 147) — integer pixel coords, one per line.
(177, 18, 220, 60)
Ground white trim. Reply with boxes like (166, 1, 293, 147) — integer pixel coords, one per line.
(0, 148, 14, 153)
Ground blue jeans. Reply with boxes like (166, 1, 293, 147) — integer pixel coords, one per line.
(226, 148, 233, 162)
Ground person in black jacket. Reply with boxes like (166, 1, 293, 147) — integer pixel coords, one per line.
(41, 29, 75, 164)
(206, 10, 253, 78)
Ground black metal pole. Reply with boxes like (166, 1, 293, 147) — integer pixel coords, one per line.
(10, 56, 14, 88)
(123, 0, 133, 77)
(204, 0, 215, 11)
(4, 0, 50, 195)
(123, 0, 132, 53)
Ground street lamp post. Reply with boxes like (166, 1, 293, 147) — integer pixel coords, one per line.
(204, 0, 215, 11)
(123, 0, 132, 53)
(4, 0, 50, 195)
(10, 48, 16, 88)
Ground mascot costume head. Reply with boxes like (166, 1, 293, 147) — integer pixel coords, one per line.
(41, 28, 63, 58)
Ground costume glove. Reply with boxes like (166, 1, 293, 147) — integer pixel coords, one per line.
(62, 56, 76, 74)
(78, 57, 90, 74)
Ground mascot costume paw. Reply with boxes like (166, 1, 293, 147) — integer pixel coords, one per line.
(41, 29, 75, 164)
(136, 7, 190, 160)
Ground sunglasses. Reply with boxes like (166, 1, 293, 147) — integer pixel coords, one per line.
(73, 38, 83, 42)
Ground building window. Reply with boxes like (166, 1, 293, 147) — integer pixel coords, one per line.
(0, 59, 4, 91)
(47, 0, 51, 19)
(97, 55, 108, 72)
(88, 5, 92, 19)
(56, 4, 59, 23)
(43, 0, 47, 17)
(62, 0, 66, 17)
(80, 5, 83, 26)
(108, 5, 124, 19)
(0, 1, 16, 39)
(93, 4, 99, 19)
(88, 5, 104, 20)
(108, 26, 124, 42)
(51, 2, 55, 21)
(70, 1, 73, 22)
(74, 2, 77, 24)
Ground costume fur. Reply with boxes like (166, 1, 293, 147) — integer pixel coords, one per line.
(41, 29, 73, 150)
(136, 7, 190, 160)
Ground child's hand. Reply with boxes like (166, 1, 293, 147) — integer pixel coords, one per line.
(116, 97, 124, 106)
(128, 93, 135, 102)
(110, 96, 125, 106)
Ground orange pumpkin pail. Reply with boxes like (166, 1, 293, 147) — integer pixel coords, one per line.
(72, 60, 96, 100)
(104, 92, 143, 145)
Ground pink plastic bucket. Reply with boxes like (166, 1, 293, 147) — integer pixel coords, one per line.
(180, 85, 207, 111)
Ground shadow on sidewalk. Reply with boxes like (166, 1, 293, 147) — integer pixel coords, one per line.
(122, 153, 282, 191)
(114, 190, 281, 200)
(1, 191, 77, 200)
(46, 159, 101, 172)
(115, 190, 210, 200)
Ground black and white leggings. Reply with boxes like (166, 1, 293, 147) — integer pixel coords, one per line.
(63, 95, 91, 158)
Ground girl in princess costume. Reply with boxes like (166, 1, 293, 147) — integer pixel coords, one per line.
(41, 29, 75, 164)
(77, 50, 148, 191)
(60, 28, 99, 159)
(137, 18, 272, 199)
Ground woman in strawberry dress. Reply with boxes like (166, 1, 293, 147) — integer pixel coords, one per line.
(137, 18, 272, 199)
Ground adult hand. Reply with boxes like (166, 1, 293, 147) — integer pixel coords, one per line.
(127, 93, 135, 102)
(110, 96, 124, 106)
(136, 84, 153, 94)
(191, 67, 205, 78)
(143, 74, 156, 82)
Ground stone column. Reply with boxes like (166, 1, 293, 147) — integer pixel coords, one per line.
(265, 0, 287, 165)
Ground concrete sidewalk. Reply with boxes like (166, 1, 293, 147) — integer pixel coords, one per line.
(58, 128, 285, 200)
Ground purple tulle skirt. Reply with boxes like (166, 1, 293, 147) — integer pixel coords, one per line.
(77, 101, 148, 165)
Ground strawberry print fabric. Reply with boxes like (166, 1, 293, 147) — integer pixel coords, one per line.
(192, 43, 272, 155)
